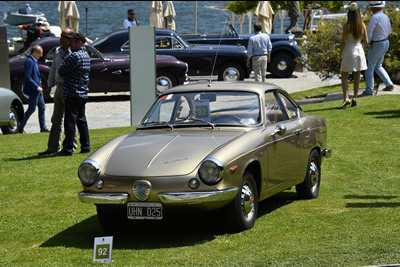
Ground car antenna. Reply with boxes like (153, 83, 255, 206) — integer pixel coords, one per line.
(209, 19, 229, 87)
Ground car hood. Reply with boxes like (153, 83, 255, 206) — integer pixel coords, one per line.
(103, 129, 244, 177)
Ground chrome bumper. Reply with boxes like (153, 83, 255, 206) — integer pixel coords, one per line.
(322, 148, 332, 158)
(79, 187, 239, 205)
(79, 192, 129, 204)
(158, 187, 239, 204)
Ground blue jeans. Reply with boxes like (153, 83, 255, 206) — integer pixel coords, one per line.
(19, 92, 47, 132)
(365, 40, 393, 94)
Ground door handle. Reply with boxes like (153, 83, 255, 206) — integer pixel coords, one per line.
(294, 128, 302, 135)
(112, 70, 122, 75)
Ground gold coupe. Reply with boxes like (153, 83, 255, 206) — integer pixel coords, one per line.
(77, 81, 331, 232)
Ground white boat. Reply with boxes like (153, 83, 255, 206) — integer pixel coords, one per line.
(3, 11, 45, 26)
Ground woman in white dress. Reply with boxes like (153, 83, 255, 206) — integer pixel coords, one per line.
(339, 2, 368, 109)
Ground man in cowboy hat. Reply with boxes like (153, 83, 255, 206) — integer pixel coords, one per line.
(359, 1, 393, 97)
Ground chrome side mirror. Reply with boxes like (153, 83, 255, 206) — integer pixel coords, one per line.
(271, 124, 286, 137)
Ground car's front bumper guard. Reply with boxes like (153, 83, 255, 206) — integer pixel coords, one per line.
(79, 187, 239, 205)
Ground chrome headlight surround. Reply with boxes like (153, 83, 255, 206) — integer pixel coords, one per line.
(78, 159, 101, 186)
(198, 158, 224, 185)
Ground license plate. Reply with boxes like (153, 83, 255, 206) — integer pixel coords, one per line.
(127, 202, 163, 220)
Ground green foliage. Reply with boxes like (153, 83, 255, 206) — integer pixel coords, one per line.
(300, 4, 400, 80)
(226, 1, 258, 14)
(298, 18, 345, 80)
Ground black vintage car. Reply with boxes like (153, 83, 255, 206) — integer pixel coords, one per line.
(92, 28, 250, 81)
(181, 23, 302, 78)
(9, 37, 188, 103)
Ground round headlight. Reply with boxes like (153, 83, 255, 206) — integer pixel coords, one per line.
(198, 158, 224, 185)
(78, 160, 101, 185)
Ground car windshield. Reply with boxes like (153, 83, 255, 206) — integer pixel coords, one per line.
(139, 91, 261, 128)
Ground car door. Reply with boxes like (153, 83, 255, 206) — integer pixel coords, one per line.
(262, 91, 304, 190)
(85, 46, 113, 93)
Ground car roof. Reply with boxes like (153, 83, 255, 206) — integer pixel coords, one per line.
(165, 81, 283, 96)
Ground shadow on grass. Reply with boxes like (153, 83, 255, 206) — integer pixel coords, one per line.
(364, 109, 400, 119)
(345, 194, 400, 208)
(302, 107, 341, 112)
(41, 192, 297, 250)
(4, 154, 55, 161)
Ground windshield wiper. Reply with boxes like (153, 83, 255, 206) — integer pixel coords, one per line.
(141, 121, 174, 130)
(178, 115, 215, 129)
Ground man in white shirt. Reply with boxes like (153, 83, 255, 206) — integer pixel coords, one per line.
(247, 22, 272, 83)
(360, 1, 393, 97)
(123, 9, 140, 28)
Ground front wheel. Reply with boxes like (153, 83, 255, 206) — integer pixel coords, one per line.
(227, 171, 258, 232)
(218, 63, 245, 81)
(269, 53, 295, 78)
(0, 104, 20, 134)
(296, 150, 321, 199)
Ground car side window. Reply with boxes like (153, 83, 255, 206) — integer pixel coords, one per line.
(172, 38, 183, 49)
(265, 92, 287, 123)
(277, 93, 298, 120)
(156, 37, 172, 49)
(44, 47, 56, 61)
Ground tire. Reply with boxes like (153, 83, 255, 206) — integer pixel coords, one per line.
(0, 104, 20, 134)
(218, 63, 245, 81)
(296, 150, 321, 199)
(96, 204, 129, 232)
(156, 71, 177, 94)
(227, 171, 258, 232)
(269, 53, 295, 78)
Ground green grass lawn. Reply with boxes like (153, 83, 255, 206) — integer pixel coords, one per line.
(1, 94, 399, 266)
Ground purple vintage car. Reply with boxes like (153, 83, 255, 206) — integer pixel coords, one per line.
(9, 37, 188, 103)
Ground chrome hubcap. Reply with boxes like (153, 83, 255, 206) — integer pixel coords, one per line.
(241, 183, 255, 221)
(156, 77, 172, 94)
(309, 161, 319, 193)
(8, 108, 17, 131)
(277, 60, 288, 71)
(223, 68, 239, 81)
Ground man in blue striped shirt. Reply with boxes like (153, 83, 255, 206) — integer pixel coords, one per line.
(55, 32, 91, 156)
(247, 22, 272, 83)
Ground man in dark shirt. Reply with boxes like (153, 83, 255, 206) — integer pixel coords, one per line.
(55, 33, 91, 156)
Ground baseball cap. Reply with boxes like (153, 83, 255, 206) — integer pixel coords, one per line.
(66, 32, 87, 43)
(40, 22, 50, 31)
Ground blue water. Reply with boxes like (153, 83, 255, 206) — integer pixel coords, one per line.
(0, 1, 370, 42)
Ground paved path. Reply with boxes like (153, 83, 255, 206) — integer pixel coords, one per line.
(17, 71, 399, 134)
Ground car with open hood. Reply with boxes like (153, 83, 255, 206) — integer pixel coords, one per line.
(181, 23, 302, 78)
(9, 37, 188, 103)
(77, 81, 331, 232)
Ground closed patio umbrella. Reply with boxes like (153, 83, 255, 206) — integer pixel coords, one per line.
(254, 1, 274, 34)
(58, 1, 80, 32)
(163, 1, 176, 30)
(150, 1, 164, 28)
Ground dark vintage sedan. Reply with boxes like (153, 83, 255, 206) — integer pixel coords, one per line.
(92, 28, 250, 81)
(77, 81, 331, 232)
(0, 87, 24, 134)
(9, 37, 188, 103)
(181, 23, 302, 78)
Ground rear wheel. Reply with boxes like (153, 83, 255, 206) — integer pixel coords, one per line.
(269, 53, 295, 78)
(227, 171, 258, 231)
(218, 63, 245, 81)
(156, 71, 177, 94)
(296, 150, 321, 199)
(0, 104, 20, 134)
